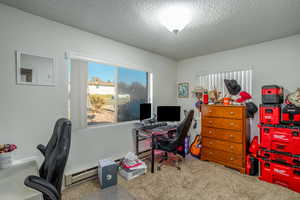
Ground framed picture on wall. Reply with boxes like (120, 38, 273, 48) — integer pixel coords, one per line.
(177, 82, 189, 98)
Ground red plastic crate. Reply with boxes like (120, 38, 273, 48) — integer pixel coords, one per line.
(259, 124, 300, 156)
(259, 158, 300, 193)
(259, 148, 300, 166)
(262, 85, 283, 104)
(260, 104, 281, 125)
(282, 104, 300, 125)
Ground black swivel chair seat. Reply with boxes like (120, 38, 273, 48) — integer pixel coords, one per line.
(155, 137, 179, 152)
(24, 118, 71, 200)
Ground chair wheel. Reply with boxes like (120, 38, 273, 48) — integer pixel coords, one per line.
(177, 166, 181, 170)
(157, 166, 161, 171)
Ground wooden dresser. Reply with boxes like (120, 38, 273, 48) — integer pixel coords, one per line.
(201, 104, 249, 173)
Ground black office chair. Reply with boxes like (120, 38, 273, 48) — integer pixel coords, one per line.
(24, 118, 71, 200)
(152, 110, 194, 171)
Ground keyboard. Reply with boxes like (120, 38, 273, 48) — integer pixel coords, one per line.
(163, 125, 178, 130)
(142, 122, 168, 130)
(152, 125, 178, 131)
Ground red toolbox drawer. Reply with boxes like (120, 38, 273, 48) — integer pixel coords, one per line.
(282, 104, 300, 125)
(259, 148, 300, 166)
(259, 124, 300, 156)
(260, 104, 281, 125)
(262, 85, 284, 104)
(259, 158, 300, 193)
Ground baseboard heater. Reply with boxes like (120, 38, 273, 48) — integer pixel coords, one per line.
(64, 158, 122, 187)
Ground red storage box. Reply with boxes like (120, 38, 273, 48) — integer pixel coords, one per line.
(259, 158, 300, 193)
(282, 104, 300, 125)
(259, 148, 300, 166)
(260, 104, 281, 125)
(262, 85, 283, 104)
(259, 124, 300, 156)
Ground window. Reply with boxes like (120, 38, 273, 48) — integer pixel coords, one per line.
(69, 57, 150, 129)
(117, 68, 148, 122)
(87, 62, 116, 125)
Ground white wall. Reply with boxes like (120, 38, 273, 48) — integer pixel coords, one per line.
(177, 34, 300, 139)
(0, 4, 177, 174)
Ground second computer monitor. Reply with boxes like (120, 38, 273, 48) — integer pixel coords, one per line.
(157, 106, 181, 122)
(140, 103, 152, 121)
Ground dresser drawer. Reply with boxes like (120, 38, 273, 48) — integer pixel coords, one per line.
(202, 117, 243, 131)
(202, 106, 243, 119)
(202, 127, 242, 143)
(202, 137, 243, 154)
(202, 147, 243, 167)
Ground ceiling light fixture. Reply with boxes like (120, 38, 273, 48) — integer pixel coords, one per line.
(159, 5, 192, 34)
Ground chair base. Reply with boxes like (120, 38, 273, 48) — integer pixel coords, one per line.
(156, 152, 184, 171)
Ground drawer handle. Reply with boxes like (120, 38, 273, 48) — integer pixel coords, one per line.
(229, 122, 235, 126)
(209, 152, 213, 155)
(230, 145, 234, 149)
(229, 134, 233, 138)
(209, 142, 213, 145)
(208, 130, 213, 134)
(229, 112, 235, 115)
(230, 157, 234, 161)
(208, 110, 212, 113)
(208, 121, 213, 124)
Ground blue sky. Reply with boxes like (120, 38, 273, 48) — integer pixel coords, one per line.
(88, 62, 147, 86)
(88, 62, 115, 82)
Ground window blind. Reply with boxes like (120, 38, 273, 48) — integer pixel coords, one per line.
(198, 69, 253, 95)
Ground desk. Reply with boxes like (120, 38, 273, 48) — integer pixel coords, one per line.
(133, 125, 177, 173)
(0, 159, 42, 200)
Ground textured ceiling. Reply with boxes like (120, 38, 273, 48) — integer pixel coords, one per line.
(1, 0, 300, 60)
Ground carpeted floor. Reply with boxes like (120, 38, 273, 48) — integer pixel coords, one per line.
(63, 158, 300, 200)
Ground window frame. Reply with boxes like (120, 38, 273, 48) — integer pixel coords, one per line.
(67, 52, 153, 129)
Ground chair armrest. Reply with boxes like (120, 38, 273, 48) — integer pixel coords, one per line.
(24, 175, 59, 200)
(37, 144, 46, 156)
(167, 130, 177, 139)
(158, 130, 178, 141)
(155, 134, 169, 141)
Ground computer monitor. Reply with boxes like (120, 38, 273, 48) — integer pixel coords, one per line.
(140, 103, 151, 121)
(157, 106, 181, 122)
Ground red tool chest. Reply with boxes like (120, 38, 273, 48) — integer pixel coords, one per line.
(259, 124, 300, 156)
(262, 85, 284, 104)
(258, 85, 300, 193)
(260, 104, 281, 125)
(259, 148, 300, 166)
(282, 104, 300, 125)
(259, 158, 300, 193)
